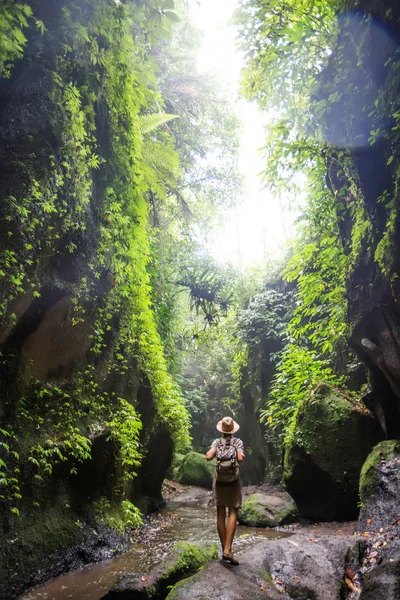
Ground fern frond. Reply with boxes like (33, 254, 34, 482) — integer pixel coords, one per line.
(139, 112, 178, 134)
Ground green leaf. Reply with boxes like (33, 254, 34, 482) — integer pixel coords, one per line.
(163, 10, 180, 23)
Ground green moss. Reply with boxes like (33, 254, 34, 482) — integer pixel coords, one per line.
(0, 0, 191, 515)
(173, 453, 185, 467)
(170, 452, 185, 480)
(283, 384, 380, 487)
(239, 495, 267, 526)
(175, 452, 215, 489)
(164, 545, 216, 600)
(359, 440, 400, 502)
(239, 493, 297, 527)
(111, 542, 217, 600)
(151, 542, 217, 599)
(166, 575, 196, 599)
(166, 559, 275, 599)
(259, 569, 274, 586)
(162, 542, 217, 581)
(0, 505, 83, 590)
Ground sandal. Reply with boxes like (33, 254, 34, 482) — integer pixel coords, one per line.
(222, 553, 239, 565)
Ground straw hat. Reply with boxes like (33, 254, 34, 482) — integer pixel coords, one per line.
(216, 416, 240, 434)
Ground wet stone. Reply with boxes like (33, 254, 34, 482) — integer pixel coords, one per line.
(101, 542, 217, 599)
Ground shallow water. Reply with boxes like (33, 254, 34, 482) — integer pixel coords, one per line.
(19, 500, 292, 600)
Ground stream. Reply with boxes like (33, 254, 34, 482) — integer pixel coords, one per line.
(19, 498, 293, 600)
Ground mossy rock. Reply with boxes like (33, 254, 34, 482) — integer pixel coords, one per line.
(283, 384, 383, 521)
(0, 483, 85, 599)
(238, 492, 298, 527)
(359, 440, 400, 528)
(102, 541, 217, 599)
(161, 542, 217, 584)
(175, 451, 214, 489)
(359, 558, 400, 600)
(166, 561, 275, 600)
(169, 452, 185, 480)
(359, 440, 400, 500)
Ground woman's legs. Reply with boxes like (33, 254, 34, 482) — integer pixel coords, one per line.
(224, 507, 238, 556)
(217, 506, 226, 551)
(217, 505, 239, 562)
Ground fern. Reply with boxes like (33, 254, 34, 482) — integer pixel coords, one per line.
(139, 112, 178, 133)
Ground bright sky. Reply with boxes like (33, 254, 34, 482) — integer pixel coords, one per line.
(190, 0, 293, 267)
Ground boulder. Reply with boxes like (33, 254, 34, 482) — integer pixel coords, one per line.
(351, 305, 400, 440)
(175, 452, 214, 489)
(283, 384, 383, 520)
(360, 555, 400, 600)
(167, 534, 365, 600)
(20, 296, 92, 380)
(356, 441, 400, 600)
(238, 492, 298, 527)
(167, 452, 185, 480)
(359, 440, 400, 530)
(102, 542, 217, 599)
(166, 561, 280, 600)
(257, 533, 366, 600)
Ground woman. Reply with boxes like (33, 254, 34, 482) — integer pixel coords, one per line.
(206, 416, 245, 565)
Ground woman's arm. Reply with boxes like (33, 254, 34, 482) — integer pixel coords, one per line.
(205, 447, 217, 461)
(236, 439, 245, 463)
(237, 449, 245, 463)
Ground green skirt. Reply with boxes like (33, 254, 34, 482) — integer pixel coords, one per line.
(213, 478, 242, 508)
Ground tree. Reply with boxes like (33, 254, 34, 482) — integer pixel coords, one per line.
(234, 0, 357, 436)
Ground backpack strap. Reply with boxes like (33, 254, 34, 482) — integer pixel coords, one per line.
(219, 437, 237, 466)
(218, 437, 230, 448)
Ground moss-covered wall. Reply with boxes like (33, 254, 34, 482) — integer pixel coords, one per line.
(318, 0, 400, 436)
(0, 0, 189, 592)
(283, 384, 383, 520)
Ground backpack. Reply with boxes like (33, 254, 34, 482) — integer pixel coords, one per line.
(215, 437, 239, 483)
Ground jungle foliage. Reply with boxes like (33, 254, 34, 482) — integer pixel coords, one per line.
(0, 0, 242, 520)
(2, 0, 400, 524)
(210, 0, 349, 441)
(234, 0, 400, 440)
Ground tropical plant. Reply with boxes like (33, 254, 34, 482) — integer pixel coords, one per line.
(235, 0, 357, 436)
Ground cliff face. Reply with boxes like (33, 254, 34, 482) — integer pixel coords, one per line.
(0, 1, 188, 594)
(317, 0, 400, 437)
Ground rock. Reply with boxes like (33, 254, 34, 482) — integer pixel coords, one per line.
(360, 559, 400, 600)
(166, 452, 184, 480)
(351, 305, 400, 440)
(175, 452, 215, 489)
(20, 296, 92, 380)
(0, 518, 130, 600)
(166, 561, 280, 600)
(245, 534, 366, 600)
(359, 440, 400, 530)
(0, 0, 188, 590)
(283, 384, 383, 520)
(356, 514, 400, 600)
(238, 492, 298, 527)
(135, 419, 174, 513)
(167, 534, 365, 600)
(101, 542, 217, 599)
(163, 484, 212, 505)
